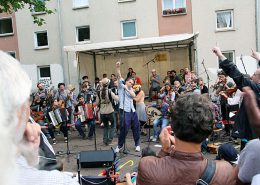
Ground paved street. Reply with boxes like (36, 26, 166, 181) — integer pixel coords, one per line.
(51, 125, 222, 182)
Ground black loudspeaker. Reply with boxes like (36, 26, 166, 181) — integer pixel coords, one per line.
(79, 149, 115, 168)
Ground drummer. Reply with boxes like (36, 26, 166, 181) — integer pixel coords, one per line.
(148, 99, 170, 142)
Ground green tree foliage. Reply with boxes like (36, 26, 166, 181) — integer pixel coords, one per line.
(0, 0, 54, 26)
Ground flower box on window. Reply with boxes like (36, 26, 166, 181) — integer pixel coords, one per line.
(163, 7, 186, 15)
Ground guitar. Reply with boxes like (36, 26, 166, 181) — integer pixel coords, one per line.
(146, 107, 162, 120)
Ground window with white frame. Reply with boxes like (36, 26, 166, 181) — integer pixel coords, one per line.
(118, 0, 135, 3)
(7, 51, 16, 58)
(73, 0, 89, 9)
(0, 18, 13, 36)
(216, 10, 233, 30)
(219, 51, 235, 64)
(121, 20, 137, 39)
(38, 66, 51, 79)
(33, 0, 46, 14)
(162, 0, 186, 16)
(34, 31, 49, 48)
(76, 26, 90, 42)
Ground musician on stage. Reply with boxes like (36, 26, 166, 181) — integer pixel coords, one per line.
(47, 99, 69, 144)
(213, 46, 260, 150)
(74, 95, 95, 140)
(133, 84, 147, 136)
(148, 99, 170, 142)
(115, 61, 141, 153)
(148, 69, 161, 102)
(31, 82, 47, 111)
(96, 78, 119, 146)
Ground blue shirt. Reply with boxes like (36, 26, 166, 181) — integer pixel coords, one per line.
(118, 79, 135, 112)
(150, 103, 169, 118)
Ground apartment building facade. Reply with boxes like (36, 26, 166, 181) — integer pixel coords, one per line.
(0, 13, 20, 60)
(191, 0, 259, 85)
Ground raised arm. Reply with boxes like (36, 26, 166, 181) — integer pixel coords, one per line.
(116, 61, 123, 80)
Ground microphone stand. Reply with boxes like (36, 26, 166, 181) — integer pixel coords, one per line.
(240, 55, 248, 74)
(143, 56, 157, 96)
(201, 59, 210, 96)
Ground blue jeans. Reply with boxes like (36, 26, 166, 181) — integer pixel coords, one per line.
(100, 113, 115, 144)
(75, 119, 95, 137)
(153, 117, 169, 138)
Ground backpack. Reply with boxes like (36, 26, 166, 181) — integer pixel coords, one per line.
(98, 89, 118, 111)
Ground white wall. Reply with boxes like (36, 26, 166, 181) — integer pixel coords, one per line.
(192, 0, 257, 84)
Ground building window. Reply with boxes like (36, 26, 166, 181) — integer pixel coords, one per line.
(216, 10, 233, 30)
(34, 31, 49, 49)
(76, 26, 90, 42)
(219, 51, 235, 64)
(162, 0, 186, 16)
(7, 51, 16, 58)
(38, 66, 51, 79)
(121, 20, 137, 39)
(0, 18, 14, 36)
(118, 0, 135, 3)
(73, 0, 89, 9)
(32, 0, 46, 14)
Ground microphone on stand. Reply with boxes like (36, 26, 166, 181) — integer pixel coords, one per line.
(201, 59, 205, 64)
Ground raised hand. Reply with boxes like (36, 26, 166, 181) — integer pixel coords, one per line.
(251, 49, 260, 61)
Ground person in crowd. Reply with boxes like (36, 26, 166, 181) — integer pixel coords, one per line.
(109, 73, 117, 89)
(126, 67, 134, 79)
(74, 95, 95, 140)
(133, 84, 147, 135)
(158, 82, 175, 105)
(82, 75, 89, 86)
(32, 82, 47, 111)
(137, 94, 237, 185)
(93, 77, 101, 91)
(243, 87, 260, 136)
(96, 78, 119, 146)
(131, 71, 142, 85)
(148, 99, 170, 142)
(215, 143, 239, 165)
(172, 80, 184, 100)
(115, 61, 141, 153)
(148, 69, 161, 102)
(213, 46, 260, 150)
(66, 84, 77, 125)
(0, 51, 79, 185)
(198, 77, 209, 94)
(177, 68, 185, 82)
(47, 99, 69, 144)
(163, 71, 171, 84)
(184, 67, 192, 83)
(170, 70, 181, 85)
(237, 139, 260, 185)
(111, 80, 120, 135)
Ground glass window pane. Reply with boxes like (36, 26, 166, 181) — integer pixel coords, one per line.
(217, 11, 232, 29)
(74, 0, 89, 7)
(39, 67, 51, 78)
(163, 0, 173, 10)
(36, 32, 48, 46)
(175, 0, 185, 8)
(77, 27, 90, 42)
(0, 18, 13, 34)
(123, 22, 136, 38)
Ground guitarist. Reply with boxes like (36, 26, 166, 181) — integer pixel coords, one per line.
(148, 99, 170, 142)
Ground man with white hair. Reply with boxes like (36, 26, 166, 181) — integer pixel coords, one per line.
(0, 51, 79, 185)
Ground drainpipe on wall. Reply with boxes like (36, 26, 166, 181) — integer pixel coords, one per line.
(57, 0, 66, 83)
(256, 0, 259, 52)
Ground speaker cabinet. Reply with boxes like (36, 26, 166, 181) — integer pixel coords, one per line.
(79, 149, 115, 168)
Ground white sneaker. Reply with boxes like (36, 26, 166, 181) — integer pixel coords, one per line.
(135, 146, 141, 152)
(152, 137, 157, 142)
(115, 146, 122, 153)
